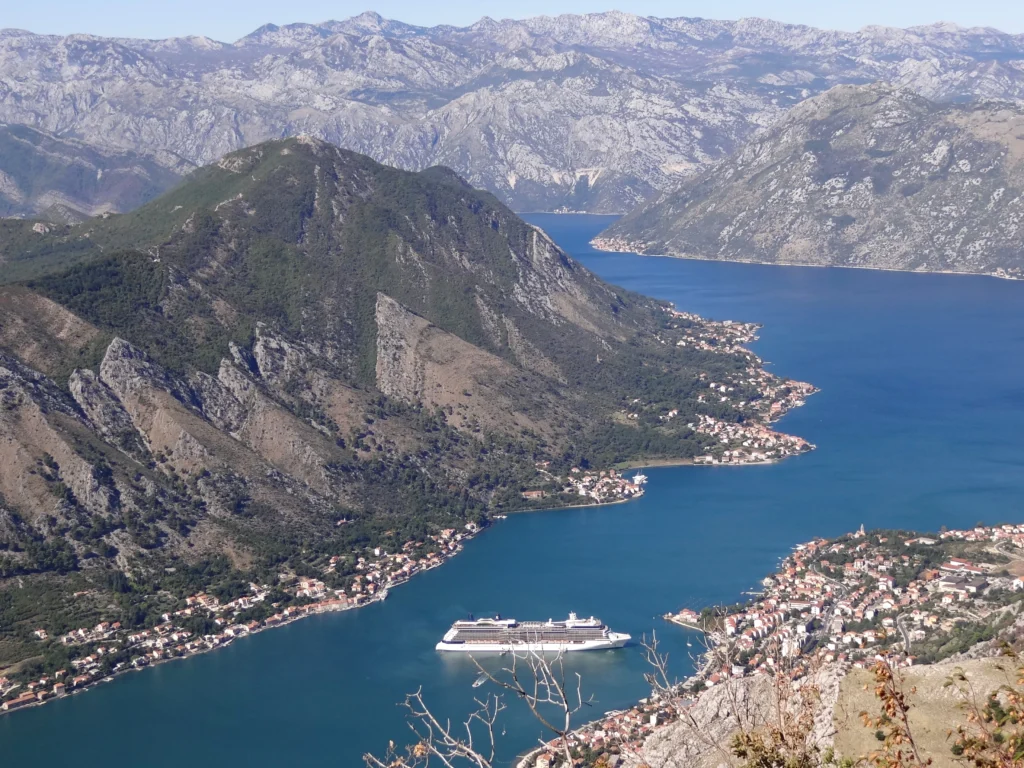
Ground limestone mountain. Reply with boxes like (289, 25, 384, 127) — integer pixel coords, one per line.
(2, 13, 1024, 213)
(0, 123, 185, 221)
(0, 138, 773, 668)
(597, 84, 1024, 277)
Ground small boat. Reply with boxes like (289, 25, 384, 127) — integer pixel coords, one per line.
(631, 473, 648, 485)
(472, 672, 488, 688)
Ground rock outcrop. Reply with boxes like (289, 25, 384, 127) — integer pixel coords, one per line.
(628, 664, 846, 768)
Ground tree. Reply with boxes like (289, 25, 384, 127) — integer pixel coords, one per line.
(859, 659, 931, 768)
(364, 648, 590, 768)
(945, 647, 1024, 767)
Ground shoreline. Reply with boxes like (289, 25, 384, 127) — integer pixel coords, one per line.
(0, 526, 481, 719)
(613, 457, 694, 471)
(1, 449, 766, 715)
(1, 441, 799, 718)
(612, 456, 785, 471)
(507, 493, 640, 515)
(0, 488, 653, 717)
(0, 598, 364, 718)
(589, 240, 1024, 283)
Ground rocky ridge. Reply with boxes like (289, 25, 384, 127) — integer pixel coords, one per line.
(597, 83, 1024, 276)
(2, 13, 1024, 212)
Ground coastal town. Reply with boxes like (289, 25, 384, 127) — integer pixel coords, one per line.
(661, 308, 762, 355)
(518, 523, 1024, 767)
(0, 524, 482, 714)
(624, 304, 819, 466)
(691, 414, 814, 465)
(664, 523, 1024, 688)
(1, 461, 659, 717)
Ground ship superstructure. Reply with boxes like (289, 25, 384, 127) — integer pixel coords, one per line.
(436, 613, 630, 652)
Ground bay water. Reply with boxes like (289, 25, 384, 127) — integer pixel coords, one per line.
(3, 214, 1024, 765)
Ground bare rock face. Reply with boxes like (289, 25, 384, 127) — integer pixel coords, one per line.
(3, 13, 1024, 212)
(0, 354, 120, 520)
(99, 337, 189, 407)
(250, 325, 314, 390)
(628, 675, 778, 768)
(91, 337, 341, 494)
(0, 352, 81, 421)
(68, 368, 147, 456)
(601, 83, 1024, 276)
(627, 665, 846, 768)
(188, 370, 248, 434)
(375, 292, 549, 435)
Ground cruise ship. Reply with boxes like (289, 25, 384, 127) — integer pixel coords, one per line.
(436, 613, 630, 652)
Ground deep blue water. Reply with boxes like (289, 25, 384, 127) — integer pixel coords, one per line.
(4, 213, 1024, 765)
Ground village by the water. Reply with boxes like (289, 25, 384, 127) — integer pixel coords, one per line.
(662, 306, 817, 466)
(528, 522, 1024, 768)
(0, 524, 485, 712)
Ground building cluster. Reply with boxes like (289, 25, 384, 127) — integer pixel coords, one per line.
(656, 305, 818, 461)
(2, 524, 481, 715)
(526, 523, 1024, 767)
(662, 307, 761, 356)
(0, 673, 71, 712)
(343, 525, 478, 598)
(523, 466, 646, 505)
(691, 415, 813, 464)
(692, 369, 816, 422)
(938, 523, 1024, 548)
(524, 698, 681, 768)
(564, 468, 645, 504)
(665, 524, 1024, 689)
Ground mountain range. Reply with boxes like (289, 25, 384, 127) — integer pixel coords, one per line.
(596, 83, 1024, 276)
(2, 12, 1024, 213)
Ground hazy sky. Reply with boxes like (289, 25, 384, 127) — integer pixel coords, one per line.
(4, 0, 1024, 41)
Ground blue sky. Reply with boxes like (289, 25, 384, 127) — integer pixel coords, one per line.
(4, 0, 1023, 41)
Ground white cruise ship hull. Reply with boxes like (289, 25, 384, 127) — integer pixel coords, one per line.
(436, 632, 630, 653)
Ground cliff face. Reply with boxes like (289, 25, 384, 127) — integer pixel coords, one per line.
(619, 665, 845, 768)
(598, 84, 1024, 276)
(2, 13, 1024, 212)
